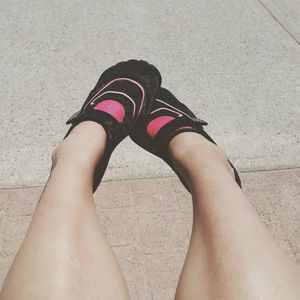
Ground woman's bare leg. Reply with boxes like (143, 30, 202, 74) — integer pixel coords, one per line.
(0, 121, 130, 300)
(169, 132, 300, 300)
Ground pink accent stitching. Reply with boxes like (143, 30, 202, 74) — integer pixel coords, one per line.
(151, 107, 183, 117)
(155, 98, 197, 120)
(84, 78, 145, 119)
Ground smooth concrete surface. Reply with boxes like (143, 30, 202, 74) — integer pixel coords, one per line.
(1, 0, 300, 188)
(0, 169, 299, 299)
(260, 0, 300, 43)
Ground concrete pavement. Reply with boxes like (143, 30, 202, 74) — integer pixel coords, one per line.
(1, 0, 299, 188)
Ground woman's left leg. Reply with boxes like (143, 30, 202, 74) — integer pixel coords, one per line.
(0, 121, 130, 300)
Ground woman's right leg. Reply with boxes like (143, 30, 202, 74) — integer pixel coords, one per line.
(0, 121, 130, 300)
(170, 132, 300, 300)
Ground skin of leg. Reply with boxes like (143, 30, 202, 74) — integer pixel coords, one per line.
(0, 121, 130, 300)
(168, 132, 300, 300)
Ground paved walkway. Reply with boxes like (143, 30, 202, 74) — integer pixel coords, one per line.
(1, 169, 299, 299)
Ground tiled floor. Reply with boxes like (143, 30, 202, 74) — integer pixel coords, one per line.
(0, 169, 299, 299)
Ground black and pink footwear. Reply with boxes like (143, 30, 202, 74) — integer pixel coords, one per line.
(65, 60, 162, 192)
(130, 87, 242, 191)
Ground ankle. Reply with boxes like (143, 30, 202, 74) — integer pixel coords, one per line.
(169, 132, 227, 164)
(53, 121, 107, 170)
(168, 132, 235, 181)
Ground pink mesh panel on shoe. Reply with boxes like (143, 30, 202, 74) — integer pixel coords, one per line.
(146, 116, 175, 138)
(93, 100, 125, 123)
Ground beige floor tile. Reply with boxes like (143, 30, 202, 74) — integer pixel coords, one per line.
(0, 191, 9, 219)
(138, 211, 190, 255)
(145, 252, 186, 300)
(0, 169, 299, 297)
(132, 180, 179, 213)
(99, 207, 141, 247)
(0, 256, 14, 288)
(5, 188, 42, 217)
(113, 245, 152, 300)
(174, 192, 192, 212)
(94, 180, 135, 208)
(0, 215, 31, 257)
